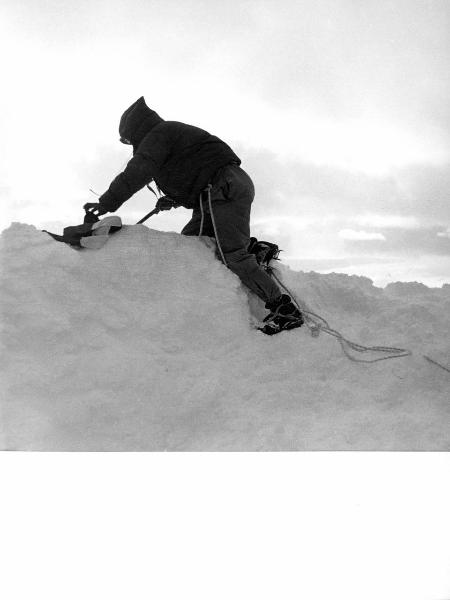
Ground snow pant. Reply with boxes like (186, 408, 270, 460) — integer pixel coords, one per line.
(181, 163, 282, 304)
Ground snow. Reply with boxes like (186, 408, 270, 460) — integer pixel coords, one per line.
(1, 222, 449, 451)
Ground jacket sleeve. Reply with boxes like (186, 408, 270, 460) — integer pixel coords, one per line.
(98, 153, 155, 213)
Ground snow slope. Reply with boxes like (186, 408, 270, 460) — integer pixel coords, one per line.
(1, 223, 449, 451)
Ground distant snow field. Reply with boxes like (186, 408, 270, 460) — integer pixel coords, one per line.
(1, 223, 449, 451)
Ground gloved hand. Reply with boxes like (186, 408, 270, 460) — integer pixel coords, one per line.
(84, 203, 108, 216)
(155, 196, 176, 211)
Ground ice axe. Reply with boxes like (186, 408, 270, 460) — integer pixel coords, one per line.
(136, 207, 160, 224)
(135, 183, 161, 223)
(135, 182, 179, 224)
(136, 193, 175, 224)
(86, 184, 172, 225)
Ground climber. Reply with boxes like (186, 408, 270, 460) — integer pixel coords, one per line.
(84, 96, 303, 334)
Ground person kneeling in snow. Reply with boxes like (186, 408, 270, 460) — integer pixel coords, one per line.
(84, 97, 303, 334)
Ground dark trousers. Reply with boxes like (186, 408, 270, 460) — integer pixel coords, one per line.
(181, 164, 281, 304)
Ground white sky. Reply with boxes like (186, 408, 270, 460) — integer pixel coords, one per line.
(1, 0, 449, 285)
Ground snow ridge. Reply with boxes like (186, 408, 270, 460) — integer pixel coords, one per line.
(1, 223, 449, 450)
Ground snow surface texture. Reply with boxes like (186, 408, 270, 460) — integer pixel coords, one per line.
(1, 223, 449, 451)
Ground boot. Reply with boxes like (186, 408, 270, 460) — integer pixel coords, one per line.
(260, 294, 304, 335)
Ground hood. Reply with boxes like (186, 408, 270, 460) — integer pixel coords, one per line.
(119, 97, 164, 147)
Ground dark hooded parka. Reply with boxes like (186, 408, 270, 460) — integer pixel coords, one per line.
(98, 97, 241, 213)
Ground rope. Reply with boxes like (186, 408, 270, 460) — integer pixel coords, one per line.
(269, 269, 412, 364)
(193, 180, 448, 374)
(198, 191, 205, 237)
(206, 184, 228, 267)
(423, 355, 450, 373)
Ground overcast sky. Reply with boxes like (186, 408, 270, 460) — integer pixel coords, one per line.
(1, 0, 449, 285)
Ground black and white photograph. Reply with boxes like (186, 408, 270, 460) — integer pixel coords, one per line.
(1, 0, 449, 452)
(0, 1, 449, 598)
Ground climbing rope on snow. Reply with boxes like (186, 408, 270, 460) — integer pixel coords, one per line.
(269, 269, 412, 364)
(423, 355, 450, 374)
(269, 269, 450, 373)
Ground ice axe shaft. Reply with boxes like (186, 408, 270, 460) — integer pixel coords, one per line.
(136, 207, 160, 224)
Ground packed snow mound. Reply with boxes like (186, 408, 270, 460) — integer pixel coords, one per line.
(1, 223, 449, 451)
